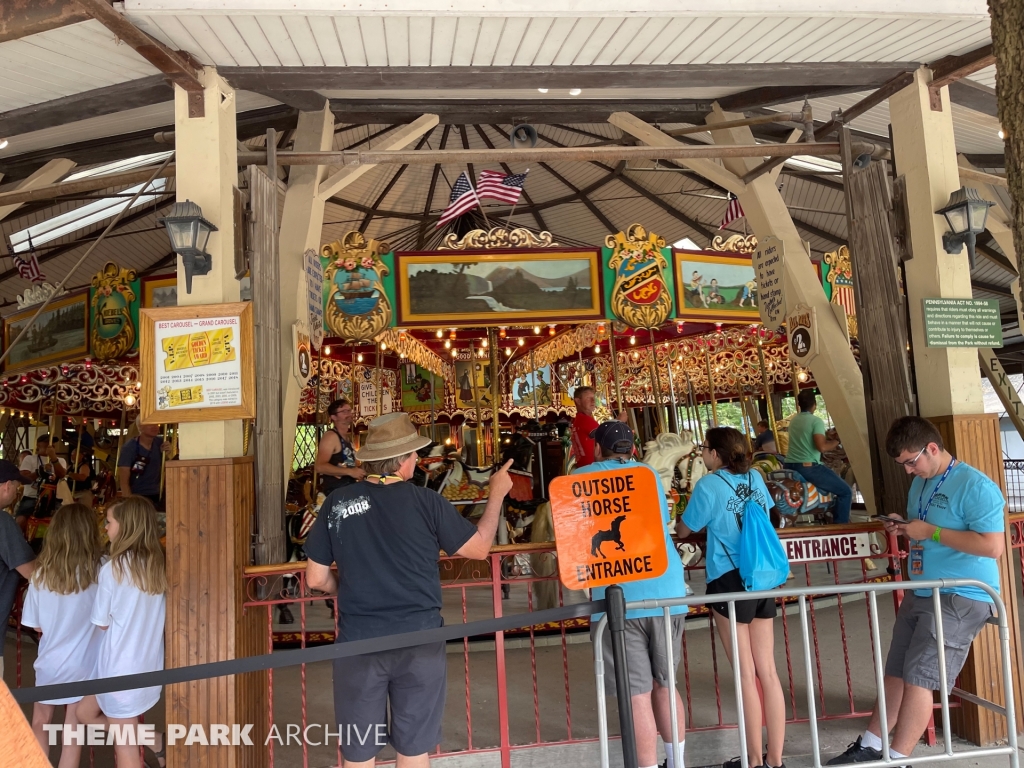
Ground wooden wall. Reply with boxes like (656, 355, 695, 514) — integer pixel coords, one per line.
(930, 414, 1024, 744)
(165, 456, 266, 768)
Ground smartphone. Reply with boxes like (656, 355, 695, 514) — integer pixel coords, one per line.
(872, 514, 909, 524)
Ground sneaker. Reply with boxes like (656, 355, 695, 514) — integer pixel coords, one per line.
(826, 737, 883, 765)
(723, 756, 768, 768)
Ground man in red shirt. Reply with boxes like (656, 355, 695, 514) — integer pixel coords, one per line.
(571, 387, 629, 468)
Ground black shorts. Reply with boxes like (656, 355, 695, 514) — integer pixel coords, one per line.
(706, 568, 778, 623)
(332, 641, 447, 761)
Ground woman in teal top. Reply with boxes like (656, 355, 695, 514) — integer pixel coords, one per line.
(678, 427, 786, 768)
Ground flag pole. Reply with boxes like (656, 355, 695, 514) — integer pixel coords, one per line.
(469, 169, 490, 229)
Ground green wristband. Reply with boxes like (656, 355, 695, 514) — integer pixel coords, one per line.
(932, 527, 942, 543)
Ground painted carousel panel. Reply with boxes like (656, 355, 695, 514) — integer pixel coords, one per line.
(395, 249, 603, 326)
(2, 291, 90, 374)
(673, 249, 761, 324)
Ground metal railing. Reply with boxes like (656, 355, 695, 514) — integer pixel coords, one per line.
(592, 579, 1018, 768)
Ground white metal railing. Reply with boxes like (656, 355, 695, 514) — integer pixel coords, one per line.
(592, 579, 1018, 768)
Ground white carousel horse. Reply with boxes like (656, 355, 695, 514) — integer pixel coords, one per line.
(641, 431, 708, 500)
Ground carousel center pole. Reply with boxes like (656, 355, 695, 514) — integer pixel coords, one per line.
(756, 338, 778, 436)
(608, 326, 624, 416)
(647, 329, 665, 434)
(703, 347, 719, 428)
(665, 348, 679, 434)
(489, 328, 500, 466)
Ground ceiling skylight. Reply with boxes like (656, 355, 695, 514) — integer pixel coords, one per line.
(64, 151, 174, 182)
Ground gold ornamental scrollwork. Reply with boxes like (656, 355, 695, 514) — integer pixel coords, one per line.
(605, 224, 673, 330)
(374, 328, 453, 380)
(509, 323, 604, 379)
(710, 234, 758, 253)
(439, 227, 557, 250)
(322, 231, 393, 343)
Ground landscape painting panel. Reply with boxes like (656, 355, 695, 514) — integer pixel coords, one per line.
(400, 252, 601, 323)
(4, 293, 89, 371)
(675, 252, 760, 322)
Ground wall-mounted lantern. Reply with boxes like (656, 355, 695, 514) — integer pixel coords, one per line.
(936, 186, 993, 268)
(158, 199, 217, 293)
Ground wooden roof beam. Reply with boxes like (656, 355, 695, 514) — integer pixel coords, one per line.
(0, 0, 89, 43)
(74, 0, 204, 114)
(929, 44, 995, 91)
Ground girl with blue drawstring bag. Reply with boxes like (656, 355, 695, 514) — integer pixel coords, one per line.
(677, 426, 789, 768)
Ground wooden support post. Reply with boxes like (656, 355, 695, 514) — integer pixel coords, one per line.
(168, 70, 264, 768)
(891, 68, 1023, 743)
(611, 108, 876, 513)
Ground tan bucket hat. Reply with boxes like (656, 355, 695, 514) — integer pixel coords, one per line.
(355, 412, 432, 462)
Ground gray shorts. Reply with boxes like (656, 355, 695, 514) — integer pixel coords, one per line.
(885, 592, 993, 693)
(333, 641, 447, 762)
(591, 615, 685, 697)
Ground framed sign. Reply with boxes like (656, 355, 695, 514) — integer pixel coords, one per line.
(395, 249, 603, 327)
(142, 274, 178, 308)
(2, 291, 89, 373)
(673, 249, 760, 324)
(139, 302, 256, 424)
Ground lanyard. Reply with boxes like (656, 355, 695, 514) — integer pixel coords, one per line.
(916, 458, 956, 521)
(365, 474, 403, 485)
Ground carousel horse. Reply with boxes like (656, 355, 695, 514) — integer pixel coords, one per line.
(641, 431, 708, 508)
(751, 453, 835, 523)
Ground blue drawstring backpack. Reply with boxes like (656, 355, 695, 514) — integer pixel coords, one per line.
(714, 472, 789, 592)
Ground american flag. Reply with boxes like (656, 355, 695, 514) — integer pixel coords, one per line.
(13, 251, 45, 283)
(436, 171, 480, 228)
(477, 169, 529, 204)
(718, 193, 745, 230)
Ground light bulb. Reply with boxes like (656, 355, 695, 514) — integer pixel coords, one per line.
(445, 437, 452, 445)
(445, 339, 451, 349)
(357, 353, 364, 362)
(632, 352, 640, 360)
(505, 347, 512, 357)
(594, 344, 601, 353)
(450, 329, 457, 340)
(380, 342, 387, 351)
(451, 349, 458, 357)
(124, 394, 137, 406)
(481, 338, 488, 348)
(538, 88, 549, 94)
(0, 139, 8, 150)
(548, 325, 556, 336)
(518, 338, 525, 347)
(630, 335, 636, 345)
(533, 326, 541, 334)
(569, 88, 582, 96)
(323, 345, 331, 355)
(436, 329, 444, 338)
(399, 330, 407, 342)
(499, 327, 507, 339)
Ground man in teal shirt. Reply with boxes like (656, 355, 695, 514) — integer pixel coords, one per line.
(580, 421, 687, 768)
(784, 389, 853, 523)
(828, 416, 1004, 768)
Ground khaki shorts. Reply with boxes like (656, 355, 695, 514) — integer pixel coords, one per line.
(591, 615, 685, 697)
(885, 592, 993, 693)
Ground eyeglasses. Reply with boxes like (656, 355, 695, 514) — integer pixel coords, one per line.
(699, 443, 710, 451)
(894, 446, 927, 467)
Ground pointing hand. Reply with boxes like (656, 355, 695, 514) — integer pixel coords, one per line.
(488, 459, 515, 499)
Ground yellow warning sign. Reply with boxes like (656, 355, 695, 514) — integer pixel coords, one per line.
(548, 466, 668, 589)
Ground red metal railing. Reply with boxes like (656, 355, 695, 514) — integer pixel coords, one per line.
(239, 523, 903, 768)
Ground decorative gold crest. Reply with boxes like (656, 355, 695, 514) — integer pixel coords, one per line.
(710, 234, 758, 253)
(605, 224, 672, 330)
(439, 227, 556, 250)
(824, 245, 857, 338)
(90, 262, 137, 360)
(322, 231, 392, 343)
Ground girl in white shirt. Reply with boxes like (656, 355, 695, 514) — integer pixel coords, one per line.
(22, 502, 103, 768)
(76, 496, 167, 768)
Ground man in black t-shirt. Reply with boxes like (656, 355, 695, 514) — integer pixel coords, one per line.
(305, 412, 513, 766)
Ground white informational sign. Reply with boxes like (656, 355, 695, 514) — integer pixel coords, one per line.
(358, 380, 393, 418)
(784, 532, 872, 563)
(753, 235, 787, 330)
(153, 315, 242, 411)
(304, 248, 324, 350)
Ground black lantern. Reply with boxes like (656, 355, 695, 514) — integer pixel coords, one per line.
(936, 186, 993, 268)
(158, 199, 217, 293)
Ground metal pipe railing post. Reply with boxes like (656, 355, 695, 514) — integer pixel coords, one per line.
(663, 606, 681, 768)
(996, 597, 1020, 768)
(594, 615, 611, 768)
(728, 600, 749, 768)
(799, 594, 822, 768)
(607, 585, 638, 768)
(868, 590, 891, 763)
(931, 589, 953, 756)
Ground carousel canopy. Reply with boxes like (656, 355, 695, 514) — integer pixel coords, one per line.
(0, 1, 1016, 363)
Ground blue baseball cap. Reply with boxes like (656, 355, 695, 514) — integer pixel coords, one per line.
(591, 420, 634, 455)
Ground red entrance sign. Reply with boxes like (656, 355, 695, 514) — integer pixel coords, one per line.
(548, 466, 668, 589)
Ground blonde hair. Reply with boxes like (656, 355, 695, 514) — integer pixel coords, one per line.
(32, 503, 103, 595)
(108, 496, 167, 595)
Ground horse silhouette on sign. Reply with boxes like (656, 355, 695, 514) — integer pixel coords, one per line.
(591, 515, 627, 558)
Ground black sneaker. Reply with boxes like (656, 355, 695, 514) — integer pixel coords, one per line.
(826, 737, 883, 765)
(723, 756, 768, 768)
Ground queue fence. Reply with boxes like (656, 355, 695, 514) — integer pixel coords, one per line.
(593, 579, 1018, 768)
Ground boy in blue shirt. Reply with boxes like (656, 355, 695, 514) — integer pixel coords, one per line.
(828, 417, 1005, 767)
(581, 421, 687, 768)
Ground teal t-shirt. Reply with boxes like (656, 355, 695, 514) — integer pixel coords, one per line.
(577, 458, 688, 620)
(785, 411, 827, 464)
(907, 461, 1005, 603)
(682, 469, 775, 582)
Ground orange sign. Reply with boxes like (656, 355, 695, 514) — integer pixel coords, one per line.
(549, 466, 668, 589)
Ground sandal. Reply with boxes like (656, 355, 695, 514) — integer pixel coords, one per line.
(145, 732, 166, 768)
